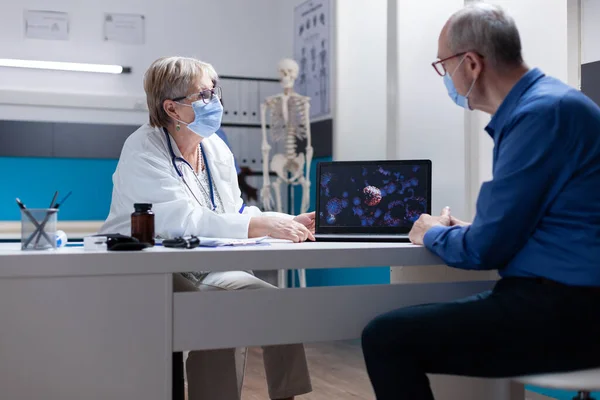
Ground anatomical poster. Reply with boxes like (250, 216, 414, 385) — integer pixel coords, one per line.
(294, 0, 331, 119)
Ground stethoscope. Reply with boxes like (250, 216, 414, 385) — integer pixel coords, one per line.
(164, 128, 217, 211)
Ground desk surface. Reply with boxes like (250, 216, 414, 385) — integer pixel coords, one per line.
(0, 241, 441, 278)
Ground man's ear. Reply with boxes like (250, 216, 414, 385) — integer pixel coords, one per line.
(466, 52, 483, 75)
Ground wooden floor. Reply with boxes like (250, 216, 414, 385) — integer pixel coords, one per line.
(185, 340, 553, 400)
(242, 341, 373, 400)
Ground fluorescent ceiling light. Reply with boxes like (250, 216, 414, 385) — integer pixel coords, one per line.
(0, 58, 131, 74)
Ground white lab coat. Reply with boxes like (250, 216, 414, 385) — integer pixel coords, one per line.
(100, 123, 289, 239)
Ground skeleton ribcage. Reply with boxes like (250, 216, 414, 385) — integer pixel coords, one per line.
(267, 96, 308, 156)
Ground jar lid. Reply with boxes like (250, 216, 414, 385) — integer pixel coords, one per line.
(134, 203, 153, 211)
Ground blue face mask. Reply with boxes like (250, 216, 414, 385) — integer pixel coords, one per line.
(443, 55, 478, 110)
(177, 96, 223, 138)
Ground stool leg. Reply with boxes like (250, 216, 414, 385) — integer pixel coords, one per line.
(173, 352, 185, 400)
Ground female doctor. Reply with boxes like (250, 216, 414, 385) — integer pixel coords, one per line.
(101, 57, 313, 400)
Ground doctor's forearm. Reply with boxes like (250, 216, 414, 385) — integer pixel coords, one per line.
(248, 217, 272, 238)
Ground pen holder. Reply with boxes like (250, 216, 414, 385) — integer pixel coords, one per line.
(21, 208, 58, 251)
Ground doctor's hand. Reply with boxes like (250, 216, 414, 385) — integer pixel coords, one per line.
(293, 212, 316, 233)
(249, 216, 315, 243)
(409, 207, 451, 246)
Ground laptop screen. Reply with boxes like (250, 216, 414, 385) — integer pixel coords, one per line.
(316, 160, 432, 234)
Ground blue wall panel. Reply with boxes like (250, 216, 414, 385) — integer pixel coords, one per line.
(0, 157, 117, 221)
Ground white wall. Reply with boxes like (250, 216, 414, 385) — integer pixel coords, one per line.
(0, 0, 294, 125)
(394, 0, 468, 218)
(334, 0, 469, 217)
(568, 0, 581, 89)
(582, 0, 600, 64)
(466, 0, 574, 218)
(333, 0, 388, 161)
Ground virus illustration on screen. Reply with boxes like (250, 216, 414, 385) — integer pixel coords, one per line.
(326, 197, 343, 215)
(326, 197, 344, 224)
(378, 166, 392, 176)
(384, 182, 397, 194)
(318, 163, 428, 229)
(406, 209, 422, 223)
(383, 200, 406, 226)
(320, 172, 334, 187)
(363, 186, 382, 207)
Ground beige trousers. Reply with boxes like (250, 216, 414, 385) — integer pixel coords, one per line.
(173, 272, 312, 400)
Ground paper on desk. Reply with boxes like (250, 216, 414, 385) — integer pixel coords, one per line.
(197, 236, 270, 247)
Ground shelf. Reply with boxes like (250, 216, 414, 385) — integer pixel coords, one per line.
(221, 122, 265, 129)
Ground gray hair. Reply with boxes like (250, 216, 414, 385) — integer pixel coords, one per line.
(448, 3, 523, 68)
(143, 56, 219, 128)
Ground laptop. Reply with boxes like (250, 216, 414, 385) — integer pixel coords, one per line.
(314, 160, 432, 242)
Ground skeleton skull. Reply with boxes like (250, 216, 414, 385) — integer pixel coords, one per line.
(278, 58, 299, 90)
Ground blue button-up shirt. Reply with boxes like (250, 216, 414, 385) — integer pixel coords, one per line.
(424, 68, 600, 286)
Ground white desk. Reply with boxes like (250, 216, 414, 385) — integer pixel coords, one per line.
(0, 242, 508, 400)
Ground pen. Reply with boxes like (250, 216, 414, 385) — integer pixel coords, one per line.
(55, 191, 72, 208)
(49, 191, 59, 209)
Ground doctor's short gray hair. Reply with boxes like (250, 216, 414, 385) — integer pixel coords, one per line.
(448, 3, 523, 69)
(144, 56, 219, 128)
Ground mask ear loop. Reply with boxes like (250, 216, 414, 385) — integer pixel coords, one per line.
(451, 54, 479, 109)
(465, 75, 478, 98)
(168, 101, 188, 132)
(172, 101, 192, 131)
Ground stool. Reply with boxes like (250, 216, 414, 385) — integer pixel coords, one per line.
(515, 368, 600, 400)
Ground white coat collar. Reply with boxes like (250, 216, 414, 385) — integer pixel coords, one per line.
(162, 128, 237, 212)
(162, 129, 229, 164)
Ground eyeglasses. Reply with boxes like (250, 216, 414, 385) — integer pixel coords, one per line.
(431, 52, 466, 76)
(172, 86, 222, 104)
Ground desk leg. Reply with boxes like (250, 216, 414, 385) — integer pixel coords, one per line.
(0, 274, 173, 400)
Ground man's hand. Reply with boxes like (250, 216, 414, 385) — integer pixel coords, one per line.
(293, 211, 316, 233)
(450, 216, 471, 227)
(409, 207, 451, 245)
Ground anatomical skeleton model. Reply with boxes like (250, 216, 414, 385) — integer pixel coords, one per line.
(260, 58, 313, 216)
(260, 59, 312, 288)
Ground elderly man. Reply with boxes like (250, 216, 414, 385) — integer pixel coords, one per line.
(362, 4, 600, 399)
